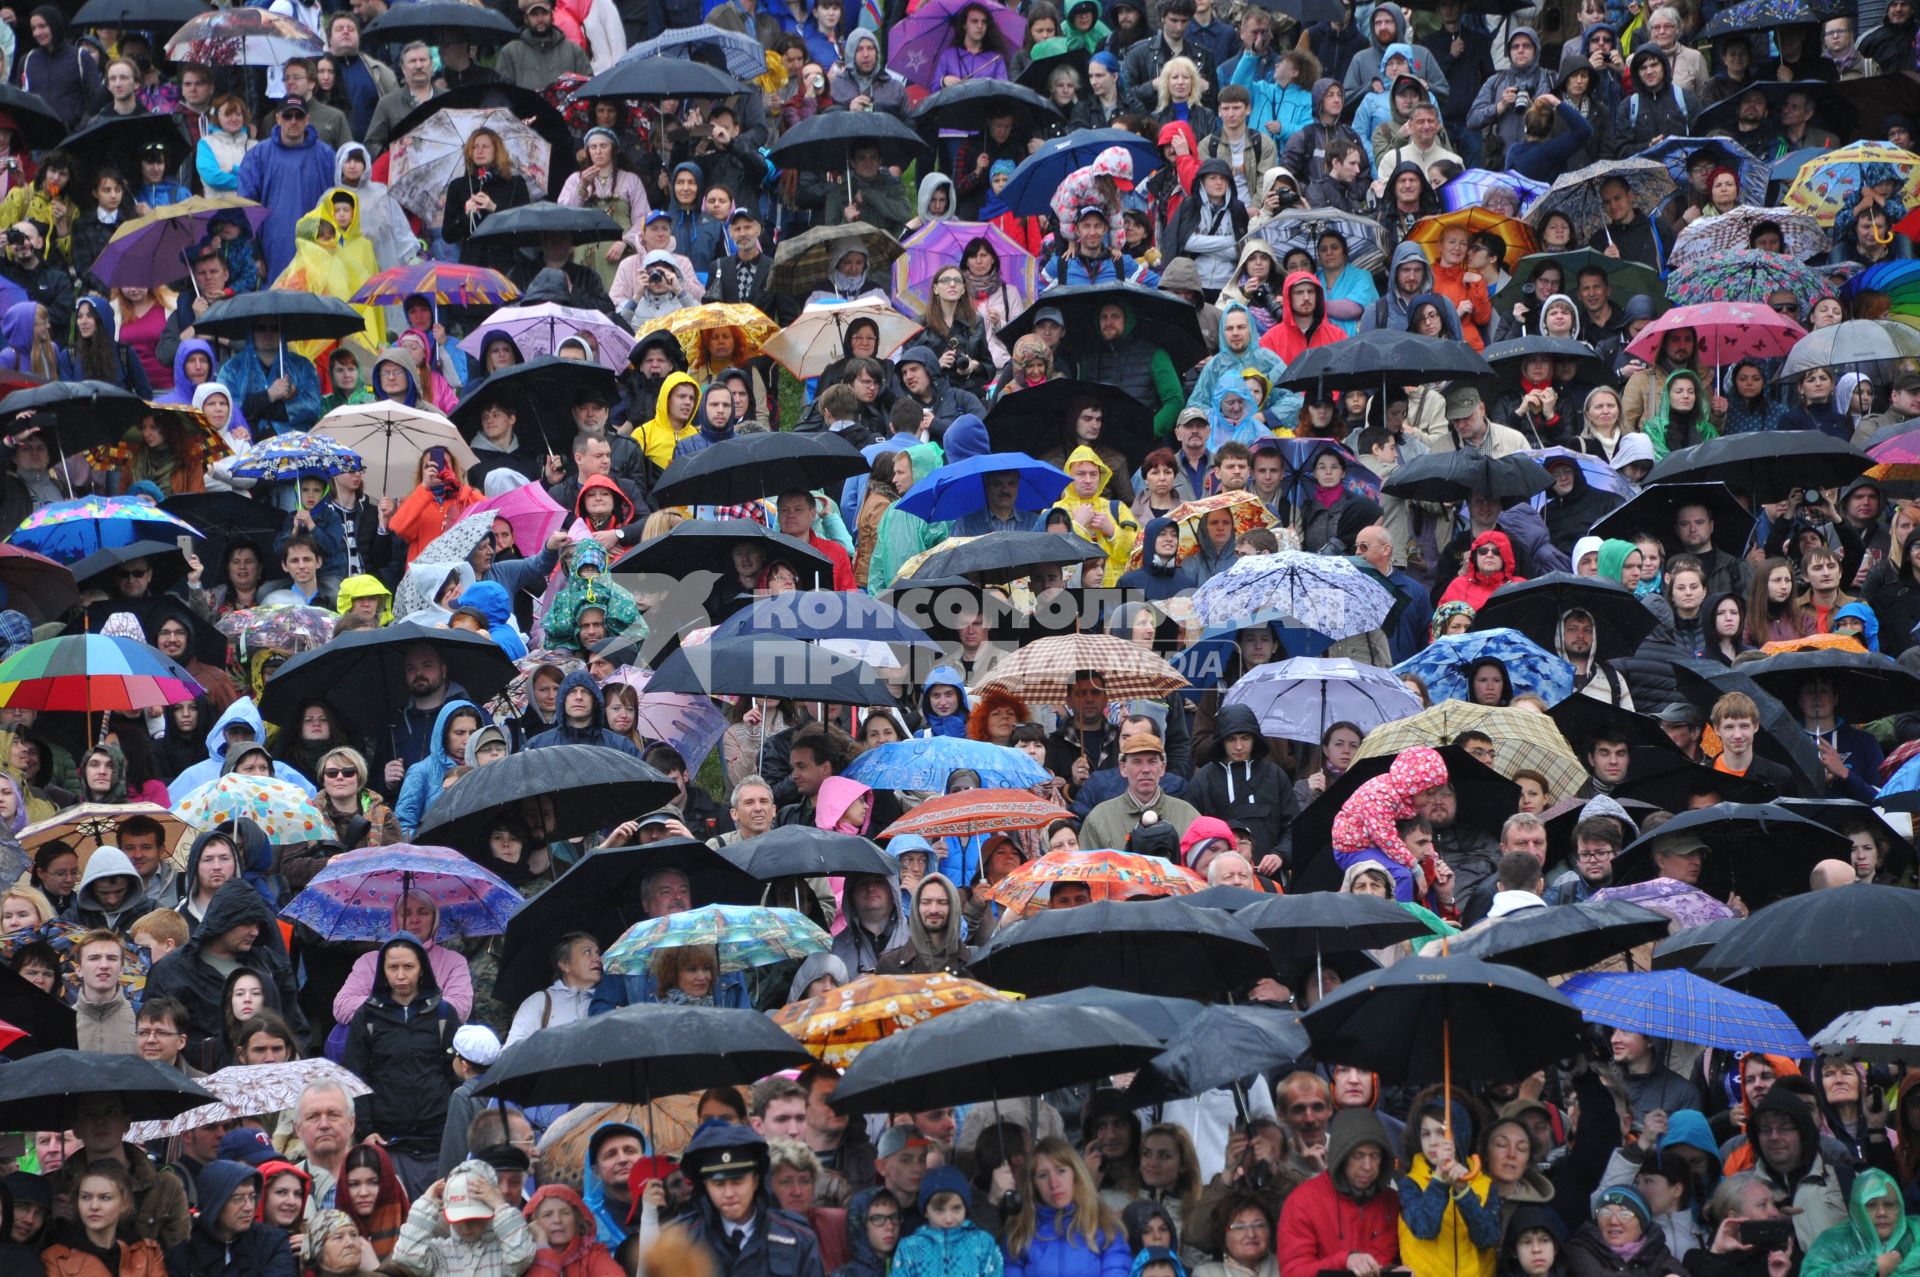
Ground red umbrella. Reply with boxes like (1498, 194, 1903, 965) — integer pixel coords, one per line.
(0, 544, 77, 623)
(1624, 301, 1804, 370)
(878, 788, 1074, 841)
(0, 1019, 24, 1053)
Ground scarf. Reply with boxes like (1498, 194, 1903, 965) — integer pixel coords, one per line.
(1312, 482, 1343, 509)
(830, 267, 867, 297)
(965, 263, 1001, 298)
(663, 987, 715, 1005)
(131, 441, 178, 488)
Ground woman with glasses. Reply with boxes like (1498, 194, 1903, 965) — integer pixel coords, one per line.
(312, 746, 400, 850)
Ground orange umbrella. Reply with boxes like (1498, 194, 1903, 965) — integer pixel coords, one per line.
(1760, 633, 1867, 655)
(1127, 490, 1278, 570)
(1409, 208, 1539, 271)
(878, 788, 1074, 841)
(771, 972, 1017, 1066)
(988, 849, 1203, 917)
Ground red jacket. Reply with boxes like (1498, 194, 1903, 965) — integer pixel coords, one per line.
(806, 530, 858, 592)
(1259, 270, 1348, 364)
(1277, 1172, 1401, 1277)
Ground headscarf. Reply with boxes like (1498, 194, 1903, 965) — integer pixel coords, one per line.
(1429, 599, 1474, 642)
(1801, 1169, 1920, 1276)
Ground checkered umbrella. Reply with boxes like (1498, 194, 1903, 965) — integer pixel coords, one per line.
(1353, 701, 1587, 802)
(1560, 970, 1809, 1055)
(770, 973, 1018, 1066)
(987, 850, 1204, 916)
(972, 633, 1187, 702)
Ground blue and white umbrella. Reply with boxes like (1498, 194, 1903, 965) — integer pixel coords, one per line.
(1560, 969, 1809, 1056)
(228, 432, 364, 482)
(1189, 552, 1394, 639)
(1223, 658, 1425, 743)
(1391, 627, 1574, 705)
(842, 738, 1048, 791)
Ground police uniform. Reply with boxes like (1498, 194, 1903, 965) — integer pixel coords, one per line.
(673, 1125, 827, 1277)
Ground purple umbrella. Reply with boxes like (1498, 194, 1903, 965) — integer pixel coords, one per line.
(889, 0, 1024, 90)
(1525, 447, 1636, 515)
(606, 669, 731, 767)
(1590, 879, 1738, 930)
(891, 220, 1037, 317)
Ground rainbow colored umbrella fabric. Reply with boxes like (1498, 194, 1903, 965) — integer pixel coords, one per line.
(352, 262, 519, 307)
(6, 496, 200, 564)
(282, 844, 523, 941)
(0, 634, 203, 712)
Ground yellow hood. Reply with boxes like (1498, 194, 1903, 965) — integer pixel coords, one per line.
(1059, 443, 1114, 501)
(633, 370, 703, 471)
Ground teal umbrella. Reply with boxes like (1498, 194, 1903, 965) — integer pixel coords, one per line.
(601, 904, 830, 975)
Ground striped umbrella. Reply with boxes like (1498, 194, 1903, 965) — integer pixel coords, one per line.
(771, 972, 1019, 1066)
(988, 849, 1203, 916)
(173, 774, 329, 845)
(0, 634, 202, 712)
(352, 262, 519, 307)
(281, 844, 524, 941)
(879, 789, 1074, 841)
(601, 904, 830, 975)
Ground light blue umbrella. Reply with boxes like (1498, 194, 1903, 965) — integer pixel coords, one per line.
(892, 452, 1071, 522)
(842, 738, 1048, 790)
(1189, 552, 1394, 639)
(1390, 627, 1575, 704)
(1168, 622, 1335, 701)
(1223, 658, 1425, 743)
(1558, 969, 1809, 1055)
(615, 23, 765, 78)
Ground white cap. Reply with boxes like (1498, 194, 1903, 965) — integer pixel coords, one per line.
(452, 1024, 502, 1067)
(443, 1171, 492, 1222)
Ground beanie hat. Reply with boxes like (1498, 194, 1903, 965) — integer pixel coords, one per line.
(1596, 1185, 1652, 1233)
(919, 1164, 973, 1213)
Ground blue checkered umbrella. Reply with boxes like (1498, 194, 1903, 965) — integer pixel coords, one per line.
(1390, 627, 1574, 704)
(1558, 970, 1810, 1055)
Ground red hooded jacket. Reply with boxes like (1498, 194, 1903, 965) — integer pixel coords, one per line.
(1436, 530, 1523, 612)
(1260, 270, 1349, 364)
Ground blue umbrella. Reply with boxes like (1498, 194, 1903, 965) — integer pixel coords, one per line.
(892, 452, 1071, 521)
(1525, 447, 1636, 514)
(1638, 137, 1770, 210)
(842, 738, 1049, 790)
(709, 592, 942, 651)
(1557, 969, 1810, 1055)
(280, 843, 524, 941)
(1274, 439, 1380, 509)
(994, 129, 1164, 217)
(615, 22, 765, 78)
(1442, 168, 1551, 215)
(1390, 627, 1574, 704)
(228, 432, 364, 482)
(1771, 145, 1827, 190)
(1168, 622, 1334, 700)
(8, 496, 202, 563)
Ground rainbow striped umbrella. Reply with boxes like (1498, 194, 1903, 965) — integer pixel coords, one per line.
(173, 774, 328, 845)
(7, 495, 200, 564)
(352, 261, 519, 307)
(601, 904, 830, 975)
(0, 634, 203, 712)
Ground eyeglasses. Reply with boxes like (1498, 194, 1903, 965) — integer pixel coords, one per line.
(322, 767, 357, 780)
(1227, 1222, 1267, 1233)
(136, 1026, 184, 1038)
(115, 567, 151, 580)
(1595, 1204, 1637, 1221)
(228, 1191, 258, 1207)
(1575, 848, 1615, 861)
(868, 1214, 902, 1226)
(1769, 302, 1800, 315)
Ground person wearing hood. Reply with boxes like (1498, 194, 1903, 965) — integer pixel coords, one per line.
(1367, 72, 1459, 180)
(334, 140, 414, 270)
(893, 347, 987, 442)
(342, 932, 463, 1194)
(527, 667, 643, 757)
(1278, 1108, 1401, 1277)
(916, 666, 971, 739)
(832, 870, 911, 974)
(1366, 240, 1437, 335)
(1464, 27, 1556, 160)
(1064, 296, 1182, 438)
(218, 312, 324, 435)
(458, 580, 528, 661)
(1119, 514, 1192, 601)
(527, 1181, 625, 1277)
(1802, 1168, 1920, 1277)
(632, 368, 704, 473)
(177, 819, 273, 930)
(1167, 158, 1247, 291)
(16, 7, 103, 130)
(1586, 1109, 1716, 1258)
(64, 845, 158, 939)
(1641, 369, 1717, 460)
(1260, 269, 1347, 364)
(147, 878, 305, 1049)
(830, 27, 909, 116)
(1186, 702, 1297, 868)
(1341, 3, 1441, 109)
(1439, 530, 1524, 612)
(1538, 455, 1622, 556)
(237, 96, 340, 282)
(393, 697, 486, 837)
(835, 1185, 903, 1277)
(1750, 1089, 1851, 1251)
(621, 247, 702, 323)
(1397, 1097, 1503, 1277)
(1282, 78, 1369, 196)
(1052, 445, 1140, 587)
(877, 874, 970, 975)
(1608, 46, 1695, 159)
(165, 1160, 296, 1277)
(170, 696, 319, 801)
(1864, 1, 1917, 69)
(1422, 0, 1495, 155)
(910, 171, 958, 232)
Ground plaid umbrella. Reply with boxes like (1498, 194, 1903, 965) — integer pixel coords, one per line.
(7, 496, 200, 564)
(879, 789, 1074, 841)
(972, 633, 1188, 702)
(1527, 158, 1676, 243)
(1669, 205, 1830, 266)
(1129, 491, 1278, 570)
(1559, 970, 1809, 1055)
(1391, 628, 1574, 705)
(892, 221, 1037, 317)
(1624, 301, 1806, 368)
(126, 1060, 372, 1142)
(1409, 209, 1538, 272)
(601, 904, 830, 975)
(1442, 169, 1551, 215)
(0, 634, 202, 713)
(1353, 700, 1588, 801)
(352, 262, 519, 308)
(770, 972, 1018, 1066)
(1786, 141, 1920, 225)
(1190, 552, 1394, 638)
(842, 738, 1049, 790)
(631, 302, 781, 377)
(1811, 1004, 1920, 1065)
(227, 432, 363, 482)
(281, 844, 524, 941)
(1667, 249, 1836, 309)
(173, 774, 328, 844)
(988, 849, 1204, 916)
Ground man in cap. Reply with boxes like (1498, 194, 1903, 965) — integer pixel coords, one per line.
(581, 1121, 649, 1245)
(674, 1124, 826, 1277)
(437, 1024, 505, 1178)
(1436, 387, 1528, 457)
(494, 0, 590, 92)
(392, 1160, 535, 1272)
(706, 207, 775, 317)
(1080, 731, 1202, 850)
(1048, 206, 1135, 288)
(1654, 703, 1706, 762)
(871, 1127, 931, 1234)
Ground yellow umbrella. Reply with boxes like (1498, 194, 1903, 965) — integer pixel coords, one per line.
(1785, 141, 1920, 226)
(633, 302, 780, 376)
(771, 973, 1018, 1066)
(1127, 490, 1278, 570)
(1409, 208, 1538, 270)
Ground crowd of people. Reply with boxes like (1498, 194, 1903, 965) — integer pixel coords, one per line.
(4, 0, 1920, 1276)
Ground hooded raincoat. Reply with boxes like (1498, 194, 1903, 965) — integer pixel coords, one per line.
(1051, 445, 1141, 586)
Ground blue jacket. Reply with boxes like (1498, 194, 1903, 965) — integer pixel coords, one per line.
(527, 670, 642, 756)
(918, 665, 970, 739)
(394, 698, 483, 837)
(1002, 1206, 1131, 1277)
(170, 697, 317, 798)
(274, 494, 348, 579)
(895, 1220, 1005, 1277)
(219, 343, 323, 436)
(236, 123, 339, 279)
(167, 1158, 296, 1276)
(457, 581, 528, 660)
(589, 966, 750, 1015)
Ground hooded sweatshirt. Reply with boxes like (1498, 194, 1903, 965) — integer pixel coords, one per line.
(917, 665, 971, 738)
(145, 877, 307, 1046)
(331, 896, 476, 1026)
(168, 1161, 292, 1277)
(831, 870, 910, 974)
(1279, 1108, 1402, 1277)
(67, 846, 155, 936)
(341, 933, 461, 1145)
(526, 668, 642, 756)
(457, 580, 527, 660)
(1116, 514, 1189, 601)
(169, 697, 317, 799)
(632, 369, 701, 473)
(878, 873, 969, 975)
(1330, 744, 1450, 873)
(393, 698, 484, 836)
(1261, 269, 1348, 363)
(1437, 531, 1522, 610)
(1186, 701, 1297, 863)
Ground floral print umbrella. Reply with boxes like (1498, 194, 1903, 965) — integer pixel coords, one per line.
(1669, 205, 1830, 266)
(1667, 249, 1836, 310)
(1190, 551, 1394, 638)
(1127, 490, 1277, 570)
(987, 850, 1204, 916)
(173, 774, 329, 845)
(771, 973, 1018, 1066)
(164, 8, 322, 66)
(227, 432, 364, 483)
(283, 844, 523, 941)
(8, 496, 200, 564)
(128, 1060, 372, 1142)
(602, 904, 830, 975)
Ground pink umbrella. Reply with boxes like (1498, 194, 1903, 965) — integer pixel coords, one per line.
(1623, 301, 1806, 371)
(473, 482, 567, 560)
(605, 668, 730, 766)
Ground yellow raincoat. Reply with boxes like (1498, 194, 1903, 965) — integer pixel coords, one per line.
(631, 370, 703, 473)
(1050, 444, 1138, 586)
(312, 186, 385, 352)
(272, 215, 369, 363)
(335, 574, 394, 626)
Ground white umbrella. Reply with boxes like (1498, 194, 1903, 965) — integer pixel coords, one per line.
(127, 1060, 372, 1141)
(387, 107, 552, 222)
(316, 402, 479, 498)
(763, 298, 924, 379)
(1221, 657, 1424, 743)
(1811, 1004, 1920, 1066)
(165, 9, 323, 67)
(1778, 319, 1920, 381)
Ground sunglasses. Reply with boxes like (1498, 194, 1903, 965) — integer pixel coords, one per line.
(322, 767, 357, 779)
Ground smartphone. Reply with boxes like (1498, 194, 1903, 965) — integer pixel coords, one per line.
(176, 534, 195, 557)
(1740, 1220, 1793, 1251)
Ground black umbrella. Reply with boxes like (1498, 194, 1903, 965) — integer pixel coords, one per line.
(910, 79, 1062, 133)
(1473, 573, 1657, 653)
(1612, 753, 1783, 808)
(1540, 792, 1661, 863)
(1736, 649, 1920, 720)
(1288, 746, 1521, 894)
(1232, 892, 1431, 957)
(1124, 1005, 1310, 1107)
(493, 839, 766, 1005)
(613, 519, 832, 586)
(470, 201, 624, 249)
(0, 83, 76, 148)
(830, 999, 1164, 1114)
(0, 380, 152, 458)
(0, 963, 77, 1059)
(1301, 954, 1588, 1084)
(60, 113, 190, 176)
(968, 898, 1275, 997)
(0, 546, 76, 624)
(1652, 917, 1744, 971)
(1613, 803, 1850, 909)
(1273, 0, 1352, 21)
(417, 744, 677, 851)
(480, 1002, 813, 1106)
(450, 356, 617, 456)
(1696, 883, 1920, 1030)
(1588, 481, 1754, 558)
(389, 84, 576, 186)
(1380, 451, 1552, 502)
(1671, 662, 1829, 790)
(769, 109, 930, 174)
(1014, 42, 1089, 94)
(998, 284, 1211, 373)
(1813, 72, 1920, 142)
(1480, 335, 1611, 387)
(1694, 80, 1830, 135)
(1545, 695, 1687, 776)
(718, 825, 898, 880)
(193, 292, 366, 344)
(159, 492, 280, 587)
(1023, 988, 1206, 1042)
(646, 636, 901, 708)
(1643, 432, 1870, 500)
(1273, 329, 1492, 393)
(1445, 900, 1672, 975)
(258, 621, 518, 738)
(901, 531, 1095, 585)
(361, 0, 519, 43)
(69, 540, 192, 597)
(1779, 797, 1916, 883)
(571, 56, 753, 102)
(1178, 884, 1271, 912)
(651, 431, 869, 507)
(0, 1049, 214, 1126)
(981, 376, 1155, 472)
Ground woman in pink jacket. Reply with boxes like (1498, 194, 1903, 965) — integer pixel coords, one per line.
(331, 889, 474, 1025)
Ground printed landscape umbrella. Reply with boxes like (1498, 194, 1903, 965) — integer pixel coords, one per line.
(416, 743, 676, 850)
(843, 738, 1047, 790)
(387, 110, 554, 221)
(282, 844, 523, 941)
(973, 633, 1187, 702)
(987, 850, 1203, 915)
(1697, 884, 1920, 1030)
(465, 300, 639, 372)
(174, 774, 327, 844)
(879, 789, 1075, 842)
(1641, 137, 1771, 208)
(0, 1050, 214, 1127)
(764, 299, 922, 378)
(0, 545, 76, 622)
(891, 219, 1038, 316)
(227, 432, 363, 483)
(968, 897, 1274, 997)
(1786, 140, 1920, 224)
(214, 605, 336, 658)
(353, 262, 518, 308)
(1444, 899, 1671, 975)
(1190, 551, 1395, 637)
(718, 825, 898, 882)
(85, 404, 230, 477)
(127, 1060, 372, 1142)
(602, 904, 830, 975)
(1612, 803, 1850, 910)
(1355, 701, 1588, 800)
(1667, 248, 1836, 309)
(1222, 658, 1424, 744)
(1561, 970, 1810, 1055)
(1391, 627, 1575, 704)
(1812, 1004, 1920, 1065)
(1473, 573, 1657, 652)
(90, 195, 269, 290)
(1645, 431, 1870, 498)
(0, 634, 202, 713)
(1528, 158, 1677, 243)
(1669, 205, 1830, 265)
(1142, 491, 1280, 569)
(773, 972, 1016, 1066)
(164, 6, 320, 65)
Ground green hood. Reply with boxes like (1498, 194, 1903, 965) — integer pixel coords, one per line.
(1804, 1169, 1920, 1276)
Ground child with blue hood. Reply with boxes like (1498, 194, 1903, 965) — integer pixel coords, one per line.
(394, 698, 486, 837)
(1398, 1095, 1503, 1276)
(1833, 601, 1880, 653)
(892, 1166, 1004, 1277)
(456, 581, 527, 660)
(1209, 378, 1270, 451)
(917, 666, 971, 738)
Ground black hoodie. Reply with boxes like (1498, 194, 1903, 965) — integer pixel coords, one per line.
(146, 878, 306, 1047)
(16, 6, 103, 128)
(342, 933, 460, 1146)
(1184, 702, 1298, 864)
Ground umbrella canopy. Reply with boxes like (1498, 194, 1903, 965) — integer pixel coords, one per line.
(719, 825, 898, 881)
(1301, 954, 1587, 1084)
(616, 23, 766, 77)
(353, 262, 519, 308)
(1442, 168, 1552, 214)
(987, 850, 1203, 915)
(0, 82, 71, 149)
(1493, 250, 1660, 312)
(389, 84, 574, 190)
(450, 357, 619, 458)
(768, 108, 930, 172)
(310, 402, 478, 499)
(1232, 891, 1430, 958)
(1698, 884, 1920, 1030)
(878, 789, 1073, 841)
(997, 129, 1163, 217)
(842, 738, 1048, 791)
(1625, 301, 1806, 369)
(1473, 573, 1657, 652)
(710, 592, 939, 652)
(0, 545, 77, 623)
(1483, 336, 1612, 387)
(67, 541, 192, 599)
(631, 302, 780, 377)
(19, 803, 190, 874)
(1738, 648, 1920, 719)
(213, 605, 335, 658)
(891, 452, 1071, 522)
(228, 431, 363, 483)
(603, 904, 830, 975)
(1667, 248, 1837, 309)
(886, 0, 1024, 88)
(388, 110, 555, 221)
(1561, 970, 1810, 1056)
(1274, 329, 1493, 394)
(1780, 319, 1920, 382)
(1589, 481, 1755, 557)
(1811, 1004, 1920, 1066)
(0, 634, 202, 713)
(259, 622, 516, 736)
(997, 283, 1210, 371)
(1390, 627, 1575, 704)
(7, 493, 200, 563)
(1139, 491, 1282, 570)
(1642, 137, 1772, 208)
(569, 55, 751, 102)
(1222, 658, 1424, 743)
(1527, 157, 1677, 242)
(973, 633, 1186, 702)
(1254, 208, 1389, 274)
(457, 300, 632, 371)
(1444, 899, 1672, 976)
(0, 1049, 215, 1127)
(1, 381, 162, 463)
(614, 519, 833, 584)
(891, 219, 1039, 317)
(1670, 205, 1830, 266)
(1290, 747, 1521, 893)
(1409, 208, 1538, 271)
(191, 291, 365, 344)
(1786, 140, 1920, 225)
(899, 531, 1096, 585)
(650, 432, 867, 508)
(770, 223, 906, 296)
(1645, 431, 1870, 499)
(763, 299, 922, 379)
(480, 1002, 813, 1107)
(126, 1060, 372, 1143)
(164, 7, 320, 65)
(772, 972, 1018, 1066)
(173, 774, 328, 844)
(1613, 802, 1851, 909)
(1652, 915, 1746, 969)
(1125, 1005, 1310, 1106)
(969, 897, 1274, 997)
(1354, 703, 1589, 802)
(1190, 552, 1395, 638)
(1669, 662, 1828, 794)
(830, 998, 1164, 1114)
(1778, 798, 1915, 883)
(90, 195, 269, 290)
(281, 844, 522, 941)
(646, 636, 898, 708)
(362, 0, 518, 42)
(980, 375, 1156, 471)
(910, 78, 1061, 134)
(1382, 451, 1552, 503)
(472, 482, 567, 562)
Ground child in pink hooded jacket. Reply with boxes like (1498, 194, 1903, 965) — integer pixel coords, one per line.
(817, 776, 874, 934)
(1329, 745, 1449, 902)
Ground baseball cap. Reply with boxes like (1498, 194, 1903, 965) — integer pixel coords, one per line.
(443, 1171, 492, 1222)
(727, 206, 759, 224)
(877, 1127, 931, 1159)
(1075, 205, 1110, 223)
(217, 1128, 276, 1166)
(452, 1024, 501, 1067)
(1120, 732, 1165, 756)
(1033, 305, 1065, 327)
(278, 95, 308, 116)
(637, 808, 680, 831)
(1652, 703, 1703, 728)
(1443, 386, 1483, 420)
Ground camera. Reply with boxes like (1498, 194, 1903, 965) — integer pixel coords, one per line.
(647, 268, 671, 286)
(1514, 88, 1532, 111)
(1800, 487, 1825, 505)
(5, 228, 26, 247)
(1739, 1220, 1793, 1251)
(1273, 185, 1301, 208)
(947, 337, 961, 353)
(1247, 283, 1273, 308)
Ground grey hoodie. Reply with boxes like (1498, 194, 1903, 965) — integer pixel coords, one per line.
(1465, 26, 1556, 146)
(1343, 6, 1449, 104)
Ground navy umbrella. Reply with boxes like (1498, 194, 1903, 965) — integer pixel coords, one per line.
(711, 592, 941, 651)
(1613, 803, 1851, 909)
(646, 636, 902, 708)
(968, 898, 1274, 998)
(997, 129, 1164, 217)
(1124, 1005, 1310, 1109)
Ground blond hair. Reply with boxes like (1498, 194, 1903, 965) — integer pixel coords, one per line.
(1005, 1137, 1119, 1258)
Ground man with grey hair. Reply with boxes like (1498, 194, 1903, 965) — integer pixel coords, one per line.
(1498, 812, 1549, 868)
(1206, 851, 1257, 889)
(295, 1079, 358, 1213)
(365, 40, 438, 153)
